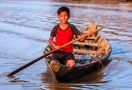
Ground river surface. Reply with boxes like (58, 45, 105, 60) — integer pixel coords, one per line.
(0, 0, 132, 90)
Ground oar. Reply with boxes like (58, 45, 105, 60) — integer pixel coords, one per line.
(7, 27, 102, 76)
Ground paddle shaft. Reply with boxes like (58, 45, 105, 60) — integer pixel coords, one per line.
(7, 28, 102, 76)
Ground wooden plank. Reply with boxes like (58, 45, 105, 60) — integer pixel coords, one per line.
(93, 36, 101, 43)
(99, 40, 108, 52)
(73, 37, 97, 41)
(73, 49, 102, 54)
(86, 37, 97, 40)
(105, 44, 110, 54)
(73, 42, 99, 46)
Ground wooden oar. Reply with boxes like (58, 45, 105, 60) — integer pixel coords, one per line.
(7, 27, 102, 76)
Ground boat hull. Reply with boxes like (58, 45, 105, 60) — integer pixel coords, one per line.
(44, 32, 112, 82)
(44, 46, 111, 82)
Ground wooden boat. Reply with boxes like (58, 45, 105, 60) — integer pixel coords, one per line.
(43, 24, 112, 82)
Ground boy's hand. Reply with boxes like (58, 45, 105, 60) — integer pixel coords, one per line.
(83, 30, 93, 37)
(54, 45, 61, 50)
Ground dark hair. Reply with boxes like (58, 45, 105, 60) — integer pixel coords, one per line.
(57, 7, 70, 15)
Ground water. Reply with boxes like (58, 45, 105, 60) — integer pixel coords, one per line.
(0, 0, 132, 90)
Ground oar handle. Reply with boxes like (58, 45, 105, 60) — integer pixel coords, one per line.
(7, 27, 102, 76)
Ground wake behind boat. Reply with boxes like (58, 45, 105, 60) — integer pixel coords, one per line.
(44, 23, 112, 82)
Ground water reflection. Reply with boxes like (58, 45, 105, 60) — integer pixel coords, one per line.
(41, 70, 56, 84)
(41, 60, 111, 89)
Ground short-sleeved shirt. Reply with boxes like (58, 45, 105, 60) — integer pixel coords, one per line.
(50, 23, 80, 53)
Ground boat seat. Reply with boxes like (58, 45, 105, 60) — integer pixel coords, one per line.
(74, 36, 97, 41)
(86, 37, 97, 40)
(73, 42, 99, 46)
(73, 49, 102, 54)
(93, 36, 101, 43)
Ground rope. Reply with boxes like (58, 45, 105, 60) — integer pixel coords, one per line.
(97, 60, 104, 70)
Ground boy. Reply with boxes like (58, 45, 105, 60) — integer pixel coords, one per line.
(49, 7, 92, 72)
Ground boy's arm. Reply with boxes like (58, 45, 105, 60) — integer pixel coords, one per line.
(49, 36, 56, 48)
(77, 30, 93, 42)
(77, 35, 87, 42)
(49, 36, 60, 50)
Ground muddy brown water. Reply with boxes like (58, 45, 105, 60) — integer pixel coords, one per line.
(0, 0, 132, 90)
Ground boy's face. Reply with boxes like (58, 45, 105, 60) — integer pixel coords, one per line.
(58, 11, 70, 24)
